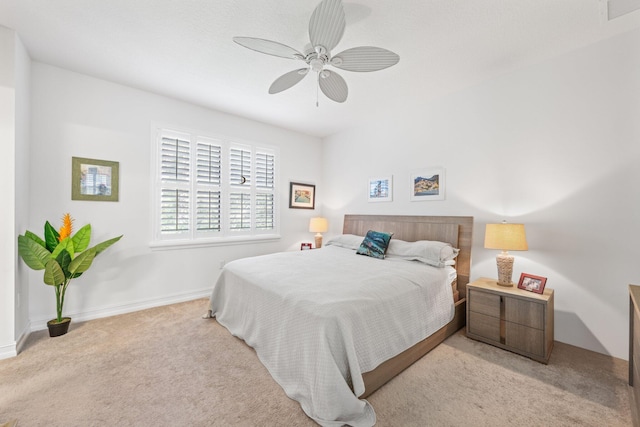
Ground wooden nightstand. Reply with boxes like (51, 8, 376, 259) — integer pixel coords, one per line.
(466, 277, 554, 364)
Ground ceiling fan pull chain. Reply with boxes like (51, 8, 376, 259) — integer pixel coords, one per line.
(316, 73, 320, 107)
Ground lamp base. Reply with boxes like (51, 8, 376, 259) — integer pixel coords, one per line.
(495, 251, 514, 287)
(496, 281, 514, 287)
(314, 233, 323, 249)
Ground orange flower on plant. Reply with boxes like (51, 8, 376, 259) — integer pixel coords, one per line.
(58, 213, 74, 241)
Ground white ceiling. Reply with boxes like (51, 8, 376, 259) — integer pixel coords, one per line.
(1, 0, 640, 138)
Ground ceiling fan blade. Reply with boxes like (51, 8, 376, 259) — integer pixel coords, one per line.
(233, 37, 303, 60)
(318, 70, 348, 103)
(309, 0, 345, 53)
(269, 68, 309, 94)
(331, 46, 400, 72)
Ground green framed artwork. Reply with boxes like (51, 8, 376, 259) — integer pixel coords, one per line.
(71, 157, 119, 202)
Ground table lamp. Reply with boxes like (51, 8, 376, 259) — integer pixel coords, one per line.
(309, 217, 328, 248)
(484, 221, 528, 287)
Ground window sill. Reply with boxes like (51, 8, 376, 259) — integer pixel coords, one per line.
(149, 234, 281, 251)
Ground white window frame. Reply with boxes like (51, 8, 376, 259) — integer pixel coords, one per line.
(150, 125, 280, 250)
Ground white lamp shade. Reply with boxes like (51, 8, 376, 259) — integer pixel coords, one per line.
(309, 217, 328, 233)
(484, 223, 528, 251)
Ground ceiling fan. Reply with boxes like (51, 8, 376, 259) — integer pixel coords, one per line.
(233, 0, 400, 105)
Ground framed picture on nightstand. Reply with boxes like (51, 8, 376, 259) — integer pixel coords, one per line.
(518, 273, 547, 294)
(300, 243, 312, 250)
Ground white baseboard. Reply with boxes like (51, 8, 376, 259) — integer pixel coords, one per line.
(30, 288, 212, 332)
(0, 322, 32, 360)
(16, 321, 31, 354)
(0, 342, 17, 360)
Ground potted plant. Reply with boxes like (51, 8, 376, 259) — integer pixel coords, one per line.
(17, 213, 122, 337)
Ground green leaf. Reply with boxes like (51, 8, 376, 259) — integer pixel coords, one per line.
(51, 238, 75, 260)
(18, 235, 52, 270)
(43, 259, 65, 286)
(44, 221, 60, 252)
(93, 235, 123, 256)
(24, 230, 46, 249)
(55, 249, 73, 278)
(68, 248, 96, 276)
(72, 224, 91, 253)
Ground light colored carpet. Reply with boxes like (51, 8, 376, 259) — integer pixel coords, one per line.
(0, 298, 632, 426)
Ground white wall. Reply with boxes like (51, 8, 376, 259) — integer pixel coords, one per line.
(323, 28, 640, 359)
(0, 26, 17, 357)
(0, 27, 30, 359)
(14, 31, 30, 349)
(27, 63, 322, 329)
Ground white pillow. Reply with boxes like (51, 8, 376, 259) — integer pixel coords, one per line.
(324, 234, 364, 250)
(386, 239, 459, 268)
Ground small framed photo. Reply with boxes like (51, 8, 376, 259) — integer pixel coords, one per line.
(368, 176, 393, 202)
(410, 167, 445, 201)
(72, 157, 119, 202)
(300, 243, 313, 250)
(518, 273, 547, 294)
(289, 182, 315, 209)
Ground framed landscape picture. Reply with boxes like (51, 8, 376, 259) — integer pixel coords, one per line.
(71, 157, 119, 202)
(368, 176, 393, 202)
(289, 182, 315, 209)
(410, 168, 445, 201)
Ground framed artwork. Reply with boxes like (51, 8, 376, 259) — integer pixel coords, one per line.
(71, 157, 119, 202)
(368, 176, 393, 202)
(300, 243, 313, 250)
(517, 273, 547, 294)
(410, 167, 445, 201)
(289, 182, 315, 209)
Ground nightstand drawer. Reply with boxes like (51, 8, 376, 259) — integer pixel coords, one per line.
(505, 322, 545, 356)
(468, 311, 501, 342)
(505, 298, 544, 329)
(469, 288, 500, 318)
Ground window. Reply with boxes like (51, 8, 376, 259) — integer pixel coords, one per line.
(152, 128, 278, 247)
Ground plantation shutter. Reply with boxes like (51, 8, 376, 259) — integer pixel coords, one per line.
(196, 191, 221, 231)
(229, 192, 251, 230)
(255, 150, 275, 230)
(196, 141, 222, 232)
(161, 137, 190, 181)
(228, 147, 252, 231)
(255, 193, 274, 230)
(197, 142, 221, 185)
(160, 137, 190, 233)
(230, 148, 251, 186)
(255, 152, 274, 189)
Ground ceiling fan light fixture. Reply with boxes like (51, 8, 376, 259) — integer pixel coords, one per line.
(310, 58, 325, 72)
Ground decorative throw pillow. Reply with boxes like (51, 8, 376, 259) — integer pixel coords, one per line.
(356, 230, 393, 259)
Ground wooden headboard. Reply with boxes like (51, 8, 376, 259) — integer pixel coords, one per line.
(342, 214, 474, 290)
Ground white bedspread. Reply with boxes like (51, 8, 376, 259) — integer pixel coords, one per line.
(208, 245, 455, 426)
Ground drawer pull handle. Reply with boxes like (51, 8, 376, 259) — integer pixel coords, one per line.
(500, 295, 506, 344)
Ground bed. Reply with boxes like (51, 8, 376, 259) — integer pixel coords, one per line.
(207, 214, 473, 426)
